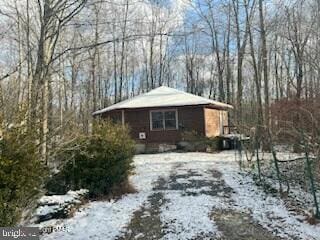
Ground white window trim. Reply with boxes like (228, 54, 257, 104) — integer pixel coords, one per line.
(149, 109, 178, 131)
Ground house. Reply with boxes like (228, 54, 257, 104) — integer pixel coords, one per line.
(93, 86, 233, 151)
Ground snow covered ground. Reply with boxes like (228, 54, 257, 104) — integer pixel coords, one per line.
(37, 151, 320, 240)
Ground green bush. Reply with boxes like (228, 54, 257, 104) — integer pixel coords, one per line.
(179, 130, 222, 152)
(206, 137, 223, 151)
(46, 121, 135, 198)
(0, 127, 46, 226)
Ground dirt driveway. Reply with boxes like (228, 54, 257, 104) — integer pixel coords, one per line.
(41, 152, 320, 240)
(117, 161, 281, 240)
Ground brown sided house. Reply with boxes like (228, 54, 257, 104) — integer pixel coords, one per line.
(93, 86, 233, 150)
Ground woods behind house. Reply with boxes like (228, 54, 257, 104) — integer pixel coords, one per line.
(0, 0, 319, 226)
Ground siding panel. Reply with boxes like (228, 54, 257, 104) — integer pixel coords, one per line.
(204, 108, 228, 137)
(101, 106, 206, 144)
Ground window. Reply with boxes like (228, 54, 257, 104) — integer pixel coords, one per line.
(164, 111, 176, 129)
(150, 110, 178, 130)
(151, 111, 164, 129)
(108, 114, 121, 124)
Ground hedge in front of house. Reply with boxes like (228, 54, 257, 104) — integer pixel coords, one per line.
(46, 121, 135, 198)
(178, 130, 223, 152)
(0, 128, 46, 226)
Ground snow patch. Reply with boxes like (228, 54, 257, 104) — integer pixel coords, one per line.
(41, 193, 149, 240)
(161, 192, 221, 240)
(216, 164, 320, 240)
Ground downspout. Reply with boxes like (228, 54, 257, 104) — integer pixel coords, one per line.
(219, 111, 223, 136)
(121, 110, 125, 127)
(203, 106, 207, 137)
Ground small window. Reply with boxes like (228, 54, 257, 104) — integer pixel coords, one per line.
(109, 114, 121, 124)
(150, 110, 178, 130)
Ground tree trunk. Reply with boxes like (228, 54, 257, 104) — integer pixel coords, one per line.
(259, 0, 269, 127)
